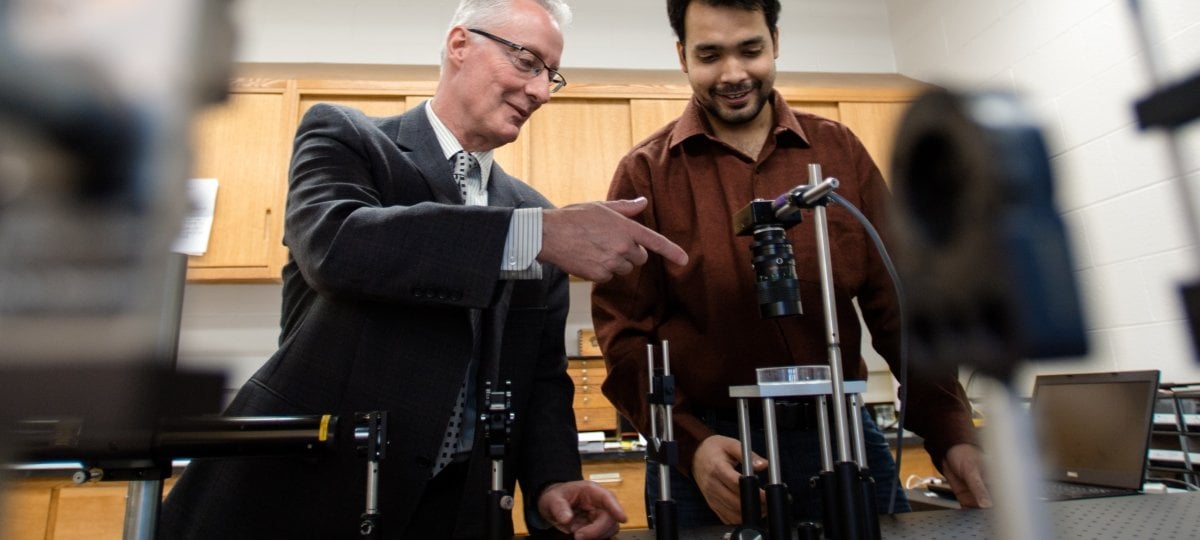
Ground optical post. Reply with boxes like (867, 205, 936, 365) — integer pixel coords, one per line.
(482, 379, 516, 540)
(731, 164, 880, 540)
(355, 411, 388, 538)
(646, 341, 679, 540)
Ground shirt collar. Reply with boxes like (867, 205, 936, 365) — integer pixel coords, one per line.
(424, 100, 494, 188)
(667, 91, 810, 151)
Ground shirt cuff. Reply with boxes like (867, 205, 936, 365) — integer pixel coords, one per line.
(499, 207, 542, 280)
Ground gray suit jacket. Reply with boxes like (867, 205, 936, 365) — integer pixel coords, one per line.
(161, 103, 579, 538)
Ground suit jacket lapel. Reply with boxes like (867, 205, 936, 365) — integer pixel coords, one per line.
(390, 103, 463, 205)
(388, 101, 531, 210)
(485, 164, 525, 209)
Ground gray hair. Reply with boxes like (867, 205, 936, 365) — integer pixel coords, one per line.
(441, 0, 571, 66)
(447, 0, 572, 35)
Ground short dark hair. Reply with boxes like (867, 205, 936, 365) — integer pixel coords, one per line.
(666, 0, 781, 44)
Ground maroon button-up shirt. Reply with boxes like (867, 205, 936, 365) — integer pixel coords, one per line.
(592, 91, 976, 474)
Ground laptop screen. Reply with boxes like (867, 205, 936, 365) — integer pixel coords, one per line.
(1031, 370, 1161, 490)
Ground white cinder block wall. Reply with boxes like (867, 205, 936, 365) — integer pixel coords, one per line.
(180, 0, 1200, 397)
(884, 0, 1200, 390)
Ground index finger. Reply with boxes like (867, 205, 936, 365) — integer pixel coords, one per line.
(628, 223, 688, 266)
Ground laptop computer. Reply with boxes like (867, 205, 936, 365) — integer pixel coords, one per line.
(1030, 369, 1161, 501)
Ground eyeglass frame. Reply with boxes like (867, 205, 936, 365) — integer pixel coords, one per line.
(467, 28, 567, 94)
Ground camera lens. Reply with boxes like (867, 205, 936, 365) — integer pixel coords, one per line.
(750, 226, 802, 318)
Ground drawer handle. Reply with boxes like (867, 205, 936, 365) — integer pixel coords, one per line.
(588, 472, 622, 485)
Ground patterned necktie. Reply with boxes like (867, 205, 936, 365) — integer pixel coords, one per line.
(432, 383, 469, 477)
(432, 151, 482, 477)
(451, 150, 482, 205)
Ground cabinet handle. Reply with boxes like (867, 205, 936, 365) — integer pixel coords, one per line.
(588, 472, 623, 485)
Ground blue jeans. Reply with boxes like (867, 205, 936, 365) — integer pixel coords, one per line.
(644, 407, 909, 528)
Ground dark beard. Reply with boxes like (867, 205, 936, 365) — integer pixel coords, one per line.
(703, 81, 768, 126)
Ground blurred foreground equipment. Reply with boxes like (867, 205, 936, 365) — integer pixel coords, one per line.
(1125, 0, 1200, 365)
(890, 88, 1089, 540)
(890, 88, 1088, 380)
(0, 0, 236, 498)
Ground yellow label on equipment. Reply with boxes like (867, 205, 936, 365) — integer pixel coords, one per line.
(319, 415, 331, 442)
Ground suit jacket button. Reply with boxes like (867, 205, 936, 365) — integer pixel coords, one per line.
(412, 287, 425, 297)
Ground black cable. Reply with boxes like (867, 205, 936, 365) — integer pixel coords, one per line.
(829, 192, 909, 515)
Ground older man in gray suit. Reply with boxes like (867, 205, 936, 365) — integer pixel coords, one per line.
(160, 1, 687, 538)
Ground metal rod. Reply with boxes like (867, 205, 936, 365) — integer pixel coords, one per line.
(648, 343, 658, 442)
(122, 480, 162, 540)
(816, 396, 834, 472)
(659, 340, 673, 502)
(982, 384, 1052, 540)
(849, 394, 868, 468)
(662, 341, 674, 443)
(762, 398, 782, 486)
(492, 459, 504, 498)
(365, 460, 379, 516)
(737, 399, 754, 476)
(810, 163, 852, 463)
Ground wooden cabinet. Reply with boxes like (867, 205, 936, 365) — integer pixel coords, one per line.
(186, 84, 293, 282)
(0, 477, 179, 540)
(171, 70, 926, 525)
(582, 458, 648, 530)
(525, 99, 632, 207)
(184, 64, 926, 283)
(569, 357, 618, 433)
(511, 456, 648, 535)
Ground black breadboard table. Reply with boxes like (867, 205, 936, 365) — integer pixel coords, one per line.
(610, 491, 1200, 539)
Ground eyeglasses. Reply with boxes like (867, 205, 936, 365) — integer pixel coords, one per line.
(468, 28, 567, 94)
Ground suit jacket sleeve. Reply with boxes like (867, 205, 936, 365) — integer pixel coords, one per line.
(285, 103, 515, 308)
(513, 267, 583, 526)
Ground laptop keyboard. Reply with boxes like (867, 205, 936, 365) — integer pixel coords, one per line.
(1043, 481, 1133, 501)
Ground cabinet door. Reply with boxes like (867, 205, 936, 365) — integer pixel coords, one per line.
(630, 99, 688, 147)
(50, 483, 130, 539)
(0, 478, 58, 540)
(583, 459, 649, 530)
(837, 102, 910, 183)
(525, 99, 631, 207)
(511, 459, 649, 535)
(299, 94, 409, 121)
(187, 92, 291, 282)
(788, 101, 840, 122)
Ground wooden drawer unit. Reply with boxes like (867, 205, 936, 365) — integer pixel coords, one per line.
(569, 357, 617, 432)
(512, 456, 649, 535)
(582, 458, 648, 530)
